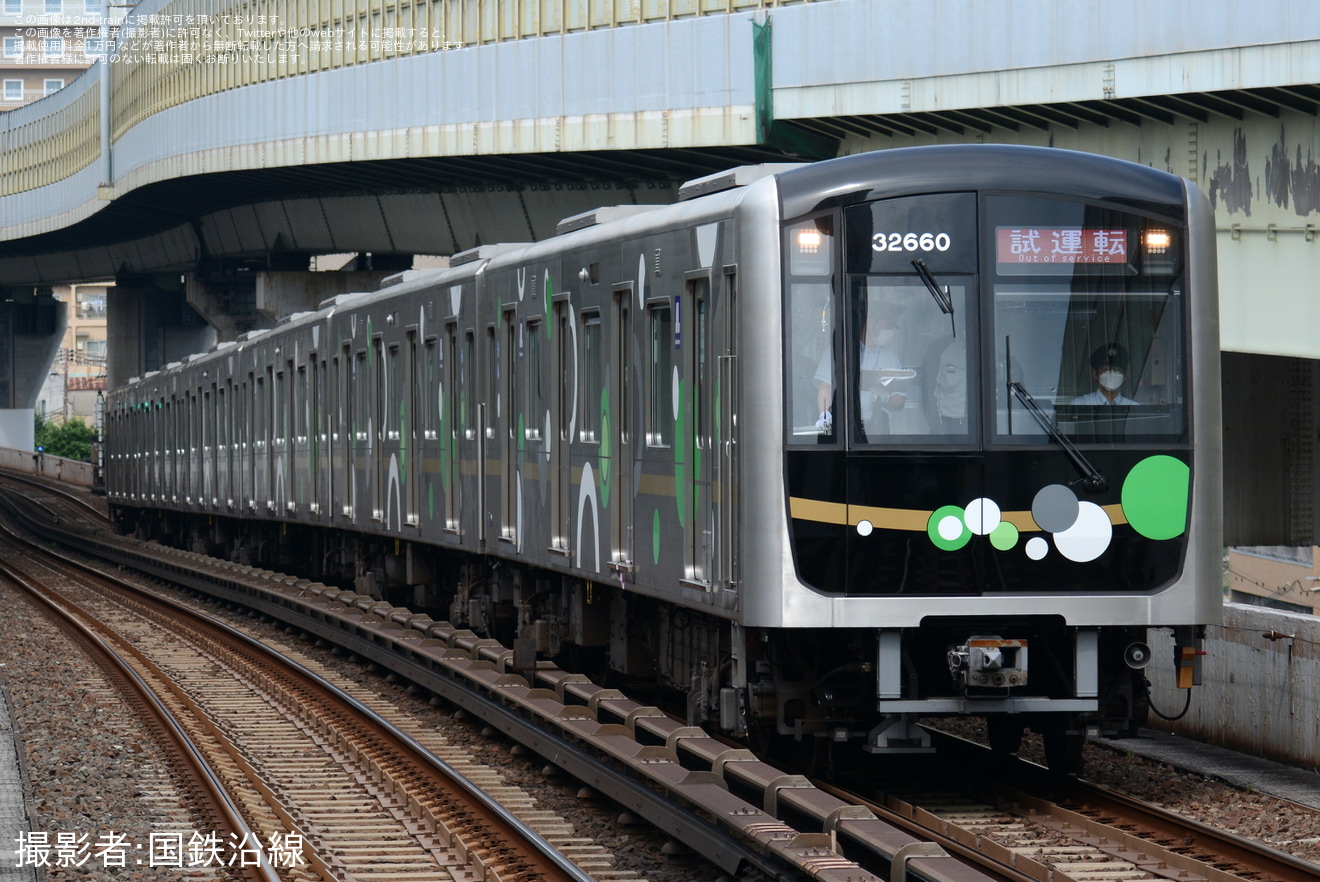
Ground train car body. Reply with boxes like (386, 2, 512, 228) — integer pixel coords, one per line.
(107, 145, 1221, 769)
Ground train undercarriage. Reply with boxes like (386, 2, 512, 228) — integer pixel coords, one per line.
(111, 504, 1200, 775)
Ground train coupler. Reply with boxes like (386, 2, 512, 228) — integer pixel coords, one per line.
(948, 636, 1029, 693)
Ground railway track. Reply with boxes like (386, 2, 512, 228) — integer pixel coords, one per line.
(3, 473, 1318, 882)
(0, 551, 274, 881)
(0, 515, 591, 882)
(815, 732, 1320, 882)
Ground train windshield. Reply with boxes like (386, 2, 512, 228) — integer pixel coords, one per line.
(784, 193, 1187, 447)
(989, 196, 1188, 445)
(785, 192, 980, 445)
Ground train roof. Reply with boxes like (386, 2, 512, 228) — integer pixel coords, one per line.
(775, 145, 1189, 220)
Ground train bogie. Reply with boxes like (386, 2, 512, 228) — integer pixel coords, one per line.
(107, 145, 1221, 771)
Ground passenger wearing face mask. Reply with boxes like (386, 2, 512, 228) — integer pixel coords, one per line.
(1072, 343, 1138, 406)
(815, 302, 907, 433)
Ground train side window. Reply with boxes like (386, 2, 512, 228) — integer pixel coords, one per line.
(784, 216, 836, 444)
(275, 367, 286, 448)
(648, 304, 674, 448)
(486, 326, 498, 442)
(558, 306, 571, 443)
(462, 330, 474, 440)
(525, 320, 543, 441)
(296, 364, 308, 443)
(383, 340, 399, 442)
(580, 312, 601, 444)
(424, 338, 439, 441)
(354, 350, 368, 442)
(254, 374, 266, 449)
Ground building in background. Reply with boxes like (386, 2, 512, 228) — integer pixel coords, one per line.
(1225, 546, 1320, 614)
(36, 281, 108, 426)
(1, 0, 122, 110)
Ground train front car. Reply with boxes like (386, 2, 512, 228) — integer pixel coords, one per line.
(759, 146, 1221, 771)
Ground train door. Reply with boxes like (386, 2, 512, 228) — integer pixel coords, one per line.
(334, 348, 347, 519)
(685, 276, 713, 584)
(168, 397, 178, 502)
(406, 330, 420, 527)
(190, 390, 199, 504)
(376, 336, 394, 527)
(502, 310, 518, 542)
(462, 330, 476, 539)
(481, 324, 497, 546)
(203, 382, 213, 501)
(304, 359, 318, 516)
(263, 364, 275, 512)
(327, 353, 340, 518)
(611, 286, 634, 565)
(552, 302, 571, 552)
(580, 309, 604, 555)
(346, 346, 361, 519)
(422, 334, 439, 529)
(314, 355, 327, 517)
(525, 316, 545, 541)
(220, 380, 231, 509)
(295, 362, 308, 513)
(242, 373, 253, 511)
(443, 323, 462, 533)
(716, 270, 740, 588)
(273, 365, 285, 510)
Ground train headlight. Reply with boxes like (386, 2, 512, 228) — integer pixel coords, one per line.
(787, 220, 832, 275)
(1143, 229, 1172, 254)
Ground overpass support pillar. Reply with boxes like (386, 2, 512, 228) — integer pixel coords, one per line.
(186, 269, 399, 341)
(254, 270, 398, 320)
(0, 289, 65, 450)
(106, 283, 216, 391)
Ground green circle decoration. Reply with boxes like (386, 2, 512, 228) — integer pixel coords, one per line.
(598, 407, 612, 507)
(652, 509, 662, 564)
(990, 521, 1019, 551)
(927, 504, 971, 551)
(1121, 455, 1190, 540)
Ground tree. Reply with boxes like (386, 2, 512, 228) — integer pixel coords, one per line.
(33, 414, 95, 462)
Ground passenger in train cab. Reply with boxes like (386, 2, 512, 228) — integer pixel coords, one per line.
(815, 301, 907, 433)
(1072, 343, 1139, 405)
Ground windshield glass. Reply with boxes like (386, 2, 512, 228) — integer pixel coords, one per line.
(989, 196, 1187, 444)
(843, 276, 971, 443)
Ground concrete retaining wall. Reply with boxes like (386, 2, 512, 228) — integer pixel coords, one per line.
(1150, 603, 1320, 769)
(0, 447, 94, 487)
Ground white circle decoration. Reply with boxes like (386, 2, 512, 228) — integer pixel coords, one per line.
(672, 365, 681, 419)
(1053, 501, 1114, 562)
(1026, 537, 1049, 560)
(938, 514, 964, 541)
(856, 520, 873, 537)
(964, 497, 1002, 535)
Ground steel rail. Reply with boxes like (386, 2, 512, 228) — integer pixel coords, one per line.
(1, 483, 1011, 882)
(0, 545, 283, 882)
(0, 503, 595, 882)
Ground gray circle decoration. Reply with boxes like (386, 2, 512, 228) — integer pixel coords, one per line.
(1032, 483, 1080, 533)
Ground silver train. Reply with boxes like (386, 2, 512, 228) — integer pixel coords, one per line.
(106, 145, 1222, 770)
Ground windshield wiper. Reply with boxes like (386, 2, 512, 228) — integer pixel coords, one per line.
(1007, 381, 1109, 494)
(911, 259, 955, 338)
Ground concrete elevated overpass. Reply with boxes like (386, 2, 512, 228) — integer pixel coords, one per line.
(3, 0, 1320, 543)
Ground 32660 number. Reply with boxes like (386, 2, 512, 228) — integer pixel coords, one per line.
(871, 232, 952, 253)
